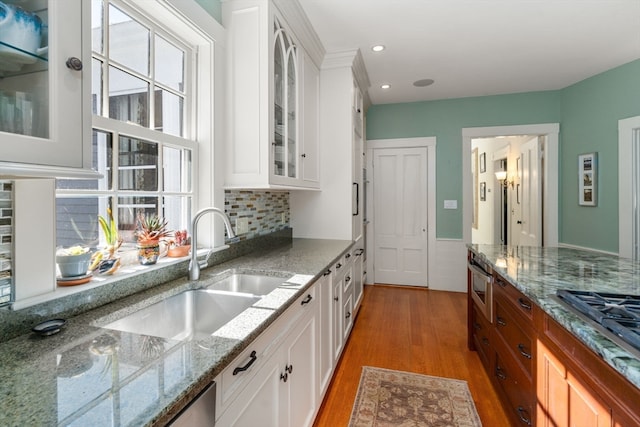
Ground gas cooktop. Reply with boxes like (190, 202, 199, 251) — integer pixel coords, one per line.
(556, 290, 640, 353)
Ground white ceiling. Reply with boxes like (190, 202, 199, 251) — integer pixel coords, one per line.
(297, 0, 640, 105)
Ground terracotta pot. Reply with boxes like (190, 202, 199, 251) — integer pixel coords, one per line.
(136, 240, 160, 265)
(167, 244, 191, 258)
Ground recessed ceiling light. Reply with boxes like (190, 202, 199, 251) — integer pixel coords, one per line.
(372, 45, 385, 52)
(381, 84, 390, 89)
(413, 79, 435, 87)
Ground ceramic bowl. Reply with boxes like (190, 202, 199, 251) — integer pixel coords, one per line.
(56, 251, 91, 277)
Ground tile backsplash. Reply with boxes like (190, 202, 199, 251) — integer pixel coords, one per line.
(0, 181, 12, 306)
(225, 190, 289, 240)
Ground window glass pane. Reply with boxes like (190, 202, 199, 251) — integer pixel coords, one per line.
(154, 89, 183, 137)
(91, 58, 103, 115)
(155, 35, 184, 92)
(92, 0, 103, 53)
(118, 136, 158, 191)
(58, 130, 112, 191)
(163, 146, 183, 192)
(287, 46, 297, 178)
(163, 196, 191, 234)
(117, 196, 159, 243)
(108, 5, 149, 75)
(108, 66, 149, 126)
(56, 196, 109, 249)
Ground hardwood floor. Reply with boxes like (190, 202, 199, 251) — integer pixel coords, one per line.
(313, 284, 510, 426)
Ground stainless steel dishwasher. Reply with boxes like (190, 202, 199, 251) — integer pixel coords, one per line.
(169, 381, 216, 426)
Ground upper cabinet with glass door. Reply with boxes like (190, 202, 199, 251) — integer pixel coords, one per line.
(222, 0, 323, 189)
(0, 0, 93, 176)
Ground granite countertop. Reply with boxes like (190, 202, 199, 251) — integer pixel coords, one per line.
(468, 244, 640, 390)
(0, 238, 352, 427)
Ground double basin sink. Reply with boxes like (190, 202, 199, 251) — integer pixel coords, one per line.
(102, 273, 291, 341)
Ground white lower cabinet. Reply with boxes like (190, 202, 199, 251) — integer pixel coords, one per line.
(217, 286, 318, 427)
(215, 247, 359, 425)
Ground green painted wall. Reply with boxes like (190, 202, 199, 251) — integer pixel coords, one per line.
(559, 60, 640, 251)
(195, 0, 222, 23)
(367, 91, 561, 239)
(366, 59, 640, 250)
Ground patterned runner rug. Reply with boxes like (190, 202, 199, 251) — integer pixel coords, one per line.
(349, 366, 482, 427)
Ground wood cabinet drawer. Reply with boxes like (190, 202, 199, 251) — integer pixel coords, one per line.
(494, 353, 535, 426)
(493, 273, 533, 320)
(471, 304, 492, 369)
(494, 297, 534, 378)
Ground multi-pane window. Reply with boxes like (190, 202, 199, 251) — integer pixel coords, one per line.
(57, 0, 195, 250)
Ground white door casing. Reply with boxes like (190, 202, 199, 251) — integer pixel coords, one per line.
(373, 147, 428, 286)
(462, 124, 559, 246)
(366, 137, 436, 288)
(516, 136, 542, 246)
(619, 115, 640, 259)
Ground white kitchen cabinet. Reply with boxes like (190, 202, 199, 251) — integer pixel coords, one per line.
(222, 0, 323, 189)
(0, 0, 93, 176)
(290, 50, 370, 240)
(217, 284, 319, 427)
(316, 268, 334, 397)
(353, 244, 364, 316)
(332, 260, 345, 363)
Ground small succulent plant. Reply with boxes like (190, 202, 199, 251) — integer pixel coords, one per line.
(135, 213, 171, 244)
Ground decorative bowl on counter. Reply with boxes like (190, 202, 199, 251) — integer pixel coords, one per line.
(56, 246, 91, 278)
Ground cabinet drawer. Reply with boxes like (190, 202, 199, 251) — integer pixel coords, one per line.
(343, 293, 353, 338)
(343, 265, 354, 295)
(471, 304, 492, 369)
(493, 274, 533, 320)
(494, 298, 534, 377)
(217, 284, 317, 415)
(495, 353, 535, 426)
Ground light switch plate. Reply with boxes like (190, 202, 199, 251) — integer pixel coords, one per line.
(444, 200, 458, 209)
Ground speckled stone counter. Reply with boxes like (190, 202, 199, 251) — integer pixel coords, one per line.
(0, 238, 352, 427)
(468, 244, 640, 391)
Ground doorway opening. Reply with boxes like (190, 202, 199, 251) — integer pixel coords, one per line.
(462, 124, 559, 246)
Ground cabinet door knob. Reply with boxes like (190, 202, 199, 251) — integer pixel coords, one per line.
(66, 57, 83, 71)
(301, 153, 306, 158)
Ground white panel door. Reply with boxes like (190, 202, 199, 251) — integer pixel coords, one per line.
(373, 147, 428, 286)
(516, 137, 542, 246)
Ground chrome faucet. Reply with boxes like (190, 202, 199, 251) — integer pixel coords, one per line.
(189, 207, 237, 280)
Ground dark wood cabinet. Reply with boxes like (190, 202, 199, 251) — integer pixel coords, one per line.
(467, 250, 640, 427)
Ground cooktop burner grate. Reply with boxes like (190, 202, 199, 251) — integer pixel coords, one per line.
(557, 290, 640, 351)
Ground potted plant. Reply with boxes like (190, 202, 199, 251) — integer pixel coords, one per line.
(135, 213, 171, 265)
(90, 208, 123, 275)
(167, 229, 191, 258)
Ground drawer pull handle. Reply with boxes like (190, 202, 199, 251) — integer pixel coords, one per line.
(345, 311, 352, 319)
(336, 263, 342, 269)
(495, 365, 507, 381)
(334, 296, 339, 302)
(285, 364, 293, 374)
(517, 406, 532, 426)
(324, 269, 332, 276)
(473, 322, 481, 330)
(280, 372, 288, 382)
(301, 294, 313, 305)
(496, 279, 507, 288)
(518, 298, 532, 311)
(517, 343, 532, 359)
(345, 253, 351, 259)
(482, 337, 489, 346)
(345, 276, 351, 283)
(496, 316, 507, 327)
(233, 350, 257, 375)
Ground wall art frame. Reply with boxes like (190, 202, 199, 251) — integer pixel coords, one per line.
(578, 152, 597, 206)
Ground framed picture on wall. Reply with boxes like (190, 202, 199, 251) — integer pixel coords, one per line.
(480, 181, 486, 201)
(578, 152, 597, 206)
(479, 152, 486, 173)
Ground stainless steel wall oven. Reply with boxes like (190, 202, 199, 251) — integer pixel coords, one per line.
(468, 252, 493, 322)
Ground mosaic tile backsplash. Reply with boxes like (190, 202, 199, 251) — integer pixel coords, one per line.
(225, 190, 290, 240)
(0, 181, 12, 306)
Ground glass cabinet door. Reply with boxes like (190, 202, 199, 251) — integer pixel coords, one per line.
(0, 0, 49, 139)
(0, 0, 86, 171)
(272, 17, 297, 180)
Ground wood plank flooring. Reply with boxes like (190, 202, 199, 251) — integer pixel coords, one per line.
(313, 284, 510, 426)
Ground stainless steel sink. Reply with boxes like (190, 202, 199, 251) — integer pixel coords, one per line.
(102, 290, 261, 341)
(206, 273, 288, 296)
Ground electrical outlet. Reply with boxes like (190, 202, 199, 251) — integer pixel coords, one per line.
(236, 217, 249, 234)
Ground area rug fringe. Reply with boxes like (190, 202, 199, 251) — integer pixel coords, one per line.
(348, 366, 482, 427)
